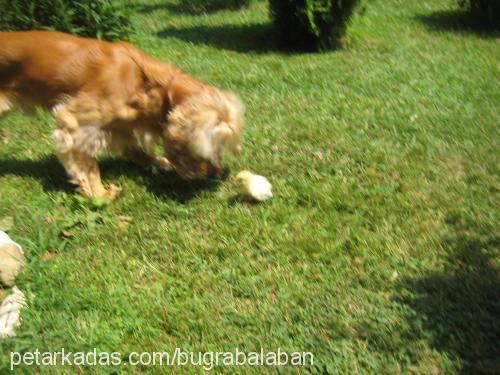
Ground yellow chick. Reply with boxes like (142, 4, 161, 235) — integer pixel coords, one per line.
(235, 170, 273, 202)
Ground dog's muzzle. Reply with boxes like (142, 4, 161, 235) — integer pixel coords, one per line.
(169, 154, 222, 180)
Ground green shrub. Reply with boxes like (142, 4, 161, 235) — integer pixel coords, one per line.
(459, 0, 500, 30)
(269, 0, 359, 51)
(0, 0, 131, 41)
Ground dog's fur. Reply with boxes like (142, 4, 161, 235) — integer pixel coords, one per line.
(0, 31, 244, 199)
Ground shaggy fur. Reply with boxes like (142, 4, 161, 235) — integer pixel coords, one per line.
(0, 30, 244, 199)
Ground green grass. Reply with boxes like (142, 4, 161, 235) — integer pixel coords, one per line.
(0, 0, 499, 373)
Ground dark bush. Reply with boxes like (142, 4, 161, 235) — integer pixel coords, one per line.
(269, 0, 359, 51)
(0, 0, 131, 41)
(459, 0, 500, 30)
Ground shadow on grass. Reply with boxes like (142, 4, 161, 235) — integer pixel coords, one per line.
(0, 155, 70, 193)
(414, 10, 499, 37)
(398, 214, 500, 373)
(156, 23, 279, 54)
(0, 155, 224, 203)
(226, 194, 263, 206)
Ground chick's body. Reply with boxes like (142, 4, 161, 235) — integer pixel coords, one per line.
(236, 170, 273, 202)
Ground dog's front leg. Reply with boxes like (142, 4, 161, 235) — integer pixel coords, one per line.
(55, 143, 119, 200)
(52, 107, 119, 200)
(55, 146, 100, 197)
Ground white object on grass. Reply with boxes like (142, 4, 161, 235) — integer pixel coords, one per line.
(0, 231, 22, 252)
(0, 286, 26, 338)
(235, 170, 273, 202)
(0, 231, 25, 287)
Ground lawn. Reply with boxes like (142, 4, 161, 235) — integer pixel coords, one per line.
(0, 0, 498, 373)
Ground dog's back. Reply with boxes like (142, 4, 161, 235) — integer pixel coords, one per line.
(0, 31, 132, 113)
(1, 31, 89, 112)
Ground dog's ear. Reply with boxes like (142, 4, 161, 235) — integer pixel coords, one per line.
(166, 73, 206, 108)
(123, 48, 168, 117)
(131, 53, 170, 87)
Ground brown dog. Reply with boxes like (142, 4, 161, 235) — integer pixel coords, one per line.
(0, 31, 244, 199)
